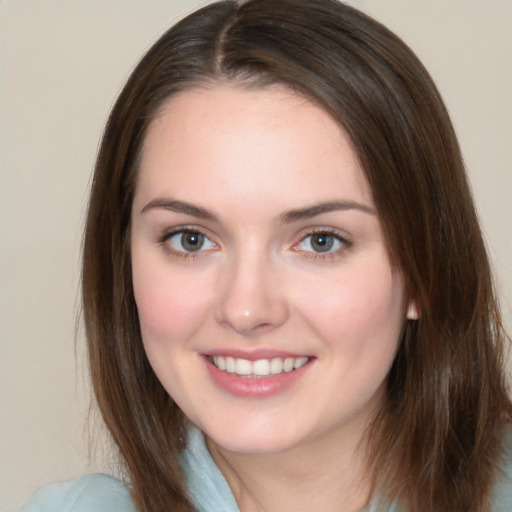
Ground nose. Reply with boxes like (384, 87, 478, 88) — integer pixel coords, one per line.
(214, 252, 289, 336)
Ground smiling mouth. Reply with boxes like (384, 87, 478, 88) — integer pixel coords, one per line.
(207, 355, 310, 377)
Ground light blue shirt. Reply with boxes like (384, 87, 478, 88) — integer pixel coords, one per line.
(20, 426, 512, 511)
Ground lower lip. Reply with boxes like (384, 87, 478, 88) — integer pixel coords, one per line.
(203, 357, 312, 398)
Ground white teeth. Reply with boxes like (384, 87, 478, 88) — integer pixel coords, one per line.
(235, 358, 252, 375)
(283, 358, 294, 372)
(253, 359, 270, 376)
(294, 357, 308, 369)
(225, 356, 236, 373)
(214, 356, 226, 371)
(211, 355, 309, 377)
(270, 358, 283, 374)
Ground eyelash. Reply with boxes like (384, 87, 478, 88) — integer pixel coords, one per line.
(156, 227, 351, 261)
(157, 226, 217, 260)
(293, 228, 352, 261)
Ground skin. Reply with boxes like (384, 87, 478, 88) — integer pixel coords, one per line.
(131, 85, 414, 512)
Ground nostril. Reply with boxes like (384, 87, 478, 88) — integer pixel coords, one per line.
(214, 265, 290, 334)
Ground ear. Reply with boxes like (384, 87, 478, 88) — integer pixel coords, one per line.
(407, 301, 419, 320)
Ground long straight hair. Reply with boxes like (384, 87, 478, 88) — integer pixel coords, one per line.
(82, 1, 512, 511)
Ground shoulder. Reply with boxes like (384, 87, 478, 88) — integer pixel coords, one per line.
(493, 427, 512, 511)
(20, 473, 137, 512)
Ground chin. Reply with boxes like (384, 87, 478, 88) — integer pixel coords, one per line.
(201, 419, 310, 456)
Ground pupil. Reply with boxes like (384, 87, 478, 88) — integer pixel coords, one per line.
(182, 232, 203, 252)
(312, 233, 333, 252)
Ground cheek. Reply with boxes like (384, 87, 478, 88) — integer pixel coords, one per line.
(301, 263, 404, 416)
(131, 250, 210, 344)
(301, 261, 404, 351)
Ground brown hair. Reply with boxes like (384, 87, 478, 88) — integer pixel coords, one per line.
(82, 1, 512, 511)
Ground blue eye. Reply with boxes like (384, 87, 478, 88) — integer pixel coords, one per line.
(297, 232, 344, 253)
(167, 230, 215, 253)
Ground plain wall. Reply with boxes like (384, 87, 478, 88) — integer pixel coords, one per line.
(1, 1, 510, 510)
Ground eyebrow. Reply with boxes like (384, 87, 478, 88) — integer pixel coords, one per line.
(280, 200, 376, 223)
(140, 198, 375, 222)
(141, 199, 219, 221)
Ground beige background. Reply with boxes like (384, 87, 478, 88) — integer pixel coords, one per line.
(0, 1, 510, 510)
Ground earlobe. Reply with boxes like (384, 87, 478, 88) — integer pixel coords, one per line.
(407, 301, 419, 320)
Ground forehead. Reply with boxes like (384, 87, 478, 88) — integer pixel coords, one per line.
(136, 85, 372, 213)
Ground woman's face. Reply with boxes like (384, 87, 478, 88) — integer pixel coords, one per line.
(131, 85, 411, 455)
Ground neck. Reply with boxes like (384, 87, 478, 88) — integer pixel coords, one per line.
(207, 427, 371, 512)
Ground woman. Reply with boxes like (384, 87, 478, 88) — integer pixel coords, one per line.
(22, 0, 512, 511)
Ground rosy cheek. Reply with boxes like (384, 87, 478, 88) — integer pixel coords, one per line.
(133, 266, 212, 343)
(304, 265, 402, 341)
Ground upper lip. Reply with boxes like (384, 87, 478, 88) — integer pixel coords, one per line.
(203, 348, 312, 361)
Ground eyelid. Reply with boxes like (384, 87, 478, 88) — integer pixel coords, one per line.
(155, 225, 352, 260)
(291, 227, 352, 258)
(157, 225, 219, 259)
